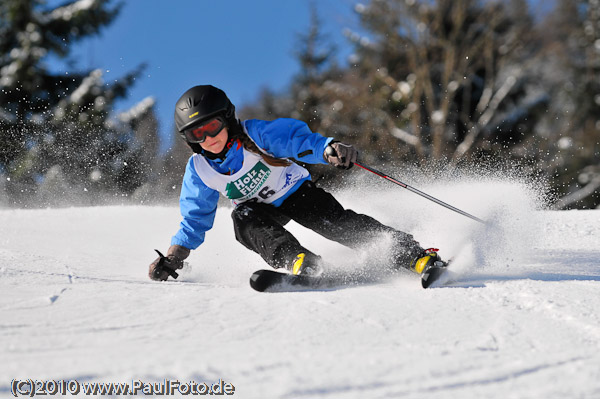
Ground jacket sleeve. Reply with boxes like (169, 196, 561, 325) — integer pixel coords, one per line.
(244, 118, 333, 164)
(171, 156, 220, 250)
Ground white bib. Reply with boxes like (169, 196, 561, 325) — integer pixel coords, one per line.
(192, 148, 309, 205)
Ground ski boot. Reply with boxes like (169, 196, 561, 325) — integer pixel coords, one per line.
(290, 252, 324, 277)
(410, 248, 449, 288)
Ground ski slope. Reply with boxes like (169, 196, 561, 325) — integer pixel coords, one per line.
(1, 176, 599, 398)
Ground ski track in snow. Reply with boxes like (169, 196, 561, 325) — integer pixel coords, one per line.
(1, 179, 600, 399)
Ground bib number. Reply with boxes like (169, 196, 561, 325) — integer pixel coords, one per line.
(258, 187, 275, 200)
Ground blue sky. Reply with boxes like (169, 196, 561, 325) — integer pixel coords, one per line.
(53, 0, 357, 148)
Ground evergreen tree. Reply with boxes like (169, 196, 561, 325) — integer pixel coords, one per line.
(0, 0, 152, 206)
(288, 3, 340, 131)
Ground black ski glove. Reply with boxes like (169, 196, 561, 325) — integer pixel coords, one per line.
(149, 245, 190, 281)
(323, 141, 358, 169)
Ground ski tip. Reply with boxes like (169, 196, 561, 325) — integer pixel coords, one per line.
(249, 270, 270, 292)
(421, 266, 447, 289)
(250, 269, 287, 292)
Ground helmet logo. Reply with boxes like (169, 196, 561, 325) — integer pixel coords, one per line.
(189, 111, 198, 119)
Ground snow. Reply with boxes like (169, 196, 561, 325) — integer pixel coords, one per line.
(40, 0, 98, 24)
(1, 177, 600, 398)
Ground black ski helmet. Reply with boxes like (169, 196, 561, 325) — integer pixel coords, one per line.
(174, 85, 236, 136)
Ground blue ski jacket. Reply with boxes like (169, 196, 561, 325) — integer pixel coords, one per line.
(171, 118, 333, 250)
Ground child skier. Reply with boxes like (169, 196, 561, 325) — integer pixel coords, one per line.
(149, 85, 445, 282)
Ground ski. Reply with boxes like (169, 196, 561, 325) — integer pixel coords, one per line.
(421, 265, 450, 288)
(250, 263, 453, 292)
(249, 269, 356, 292)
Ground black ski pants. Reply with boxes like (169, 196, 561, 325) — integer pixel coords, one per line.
(231, 180, 422, 270)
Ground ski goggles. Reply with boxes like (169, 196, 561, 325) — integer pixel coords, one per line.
(183, 116, 226, 143)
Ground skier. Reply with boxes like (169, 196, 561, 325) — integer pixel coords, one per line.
(149, 85, 446, 282)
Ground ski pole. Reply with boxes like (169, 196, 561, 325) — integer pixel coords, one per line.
(354, 162, 487, 224)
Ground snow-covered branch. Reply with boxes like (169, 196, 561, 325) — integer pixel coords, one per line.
(554, 167, 600, 209)
(38, 0, 98, 24)
(390, 126, 420, 146)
